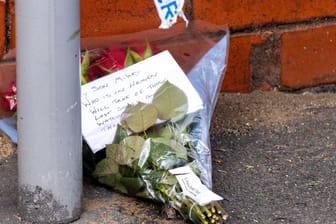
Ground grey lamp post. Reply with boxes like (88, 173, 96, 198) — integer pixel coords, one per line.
(16, 0, 82, 223)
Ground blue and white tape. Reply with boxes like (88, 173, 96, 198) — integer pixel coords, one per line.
(154, 0, 188, 29)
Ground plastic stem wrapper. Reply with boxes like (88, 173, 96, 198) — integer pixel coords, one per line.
(82, 20, 229, 223)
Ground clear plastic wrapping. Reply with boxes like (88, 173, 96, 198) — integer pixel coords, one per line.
(82, 20, 230, 223)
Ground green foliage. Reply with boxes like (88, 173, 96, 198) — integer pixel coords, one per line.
(90, 81, 227, 223)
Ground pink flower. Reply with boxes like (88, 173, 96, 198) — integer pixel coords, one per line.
(2, 82, 17, 111)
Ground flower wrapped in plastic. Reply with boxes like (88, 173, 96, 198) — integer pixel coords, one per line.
(82, 21, 230, 223)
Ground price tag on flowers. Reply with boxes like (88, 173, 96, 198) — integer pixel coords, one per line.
(81, 51, 203, 153)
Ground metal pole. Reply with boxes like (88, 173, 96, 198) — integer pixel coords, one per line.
(16, 0, 82, 223)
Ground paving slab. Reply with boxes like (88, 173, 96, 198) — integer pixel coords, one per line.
(211, 90, 336, 224)
(1, 90, 336, 224)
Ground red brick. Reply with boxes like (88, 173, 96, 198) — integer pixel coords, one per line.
(0, 1, 5, 59)
(222, 32, 270, 92)
(80, 0, 160, 37)
(281, 23, 336, 89)
(193, 0, 336, 30)
(0, 61, 16, 118)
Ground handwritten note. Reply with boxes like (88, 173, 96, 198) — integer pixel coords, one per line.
(81, 50, 203, 153)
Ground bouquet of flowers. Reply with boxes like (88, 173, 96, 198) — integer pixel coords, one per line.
(81, 22, 230, 223)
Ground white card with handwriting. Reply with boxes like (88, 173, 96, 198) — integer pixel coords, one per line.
(81, 50, 203, 153)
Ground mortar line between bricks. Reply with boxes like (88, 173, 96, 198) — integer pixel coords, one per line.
(4, 0, 11, 53)
(230, 16, 336, 35)
(185, 0, 194, 21)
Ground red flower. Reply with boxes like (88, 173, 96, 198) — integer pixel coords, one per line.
(87, 47, 127, 82)
(80, 40, 161, 84)
(2, 82, 17, 111)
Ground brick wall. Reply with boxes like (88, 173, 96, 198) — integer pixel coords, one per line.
(1, 0, 336, 116)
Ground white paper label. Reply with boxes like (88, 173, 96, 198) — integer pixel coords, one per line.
(153, 0, 189, 29)
(81, 51, 203, 153)
(169, 166, 223, 206)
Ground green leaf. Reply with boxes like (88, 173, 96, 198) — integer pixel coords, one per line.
(143, 40, 153, 59)
(105, 144, 120, 161)
(175, 112, 199, 134)
(146, 123, 173, 139)
(140, 169, 177, 189)
(97, 173, 128, 194)
(106, 136, 145, 165)
(129, 49, 143, 63)
(119, 176, 145, 195)
(121, 102, 158, 133)
(135, 190, 151, 198)
(125, 48, 134, 67)
(98, 65, 114, 74)
(118, 164, 138, 176)
(152, 81, 188, 122)
(81, 50, 90, 85)
(149, 137, 188, 170)
(156, 125, 173, 138)
(92, 158, 126, 191)
(159, 172, 178, 186)
(92, 158, 119, 178)
(113, 124, 129, 144)
(141, 169, 165, 186)
(153, 137, 188, 160)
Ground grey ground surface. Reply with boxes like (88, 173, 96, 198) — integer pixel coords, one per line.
(1, 90, 336, 224)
